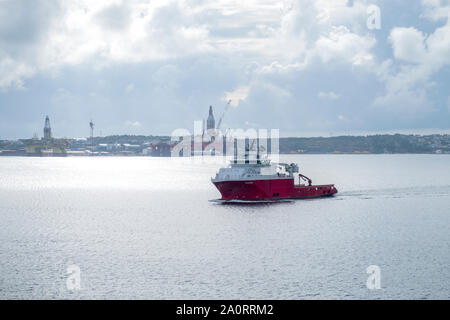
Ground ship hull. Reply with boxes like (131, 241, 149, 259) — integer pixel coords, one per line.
(213, 179, 337, 201)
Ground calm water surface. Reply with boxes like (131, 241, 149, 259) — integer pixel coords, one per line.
(0, 155, 449, 299)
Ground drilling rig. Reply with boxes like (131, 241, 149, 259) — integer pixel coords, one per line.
(21, 116, 68, 156)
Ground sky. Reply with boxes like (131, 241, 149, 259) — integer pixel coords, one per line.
(0, 0, 449, 139)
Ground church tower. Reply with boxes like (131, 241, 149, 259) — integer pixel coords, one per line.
(207, 106, 215, 130)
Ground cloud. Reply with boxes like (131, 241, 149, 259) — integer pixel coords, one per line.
(95, 3, 131, 31)
(0, 0, 61, 47)
(0, 0, 61, 89)
(125, 120, 142, 127)
(421, 0, 450, 21)
(389, 27, 427, 64)
(318, 91, 341, 100)
(258, 60, 308, 74)
(373, 88, 431, 113)
(223, 86, 250, 107)
(315, 25, 375, 66)
(0, 0, 380, 89)
(1, 0, 450, 138)
(255, 1, 376, 74)
(375, 15, 450, 112)
(0, 0, 216, 89)
(0, 58, 34, 90)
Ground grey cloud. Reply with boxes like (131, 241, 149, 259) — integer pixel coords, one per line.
(94, 3, 131, 31)
(0, 0, 60, 50)
(0, 0, 450, 138)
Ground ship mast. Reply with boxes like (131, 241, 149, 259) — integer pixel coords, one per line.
(89, 120, 94, 156)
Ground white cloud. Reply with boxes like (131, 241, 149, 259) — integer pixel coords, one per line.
(0, 0, 380, 90)
(256, 1, 376, 73)
(315, 26, 375, 66)
(375, 7, 450, 112)
(223, 86, 250, 107)
(94, 3, 131, 31)
(258, 60, 308, 74)
(389, 27, 427, 63)
(421, 0, 450, 21)
(125, 120, 141, 127)
(0, 58, 34, 90)
(318, 91, 341, 100)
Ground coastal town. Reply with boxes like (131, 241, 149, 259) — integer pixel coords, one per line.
(1, 111, 450, 157)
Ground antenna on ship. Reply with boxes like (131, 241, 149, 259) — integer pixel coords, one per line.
(89, 120, 94, 156)
(233, 138, 238, 164)
(257, 135, 260, 163)
(245, 137, 249, 164)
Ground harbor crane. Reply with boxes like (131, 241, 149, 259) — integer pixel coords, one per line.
(216, 99, 232, 131)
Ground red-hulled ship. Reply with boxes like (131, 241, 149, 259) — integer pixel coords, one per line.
(211, 159, 337, 203)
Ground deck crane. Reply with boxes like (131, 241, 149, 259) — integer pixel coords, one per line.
(298, 173, 313, 186)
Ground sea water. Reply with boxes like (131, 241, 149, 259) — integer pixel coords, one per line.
(0, 155, 449, 299)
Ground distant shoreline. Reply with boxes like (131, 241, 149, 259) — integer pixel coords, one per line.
(1, 153, 449, 157)
(1, 133, 449, 156)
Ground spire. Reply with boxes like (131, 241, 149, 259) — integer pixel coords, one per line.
(207, 105, 215, 130)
